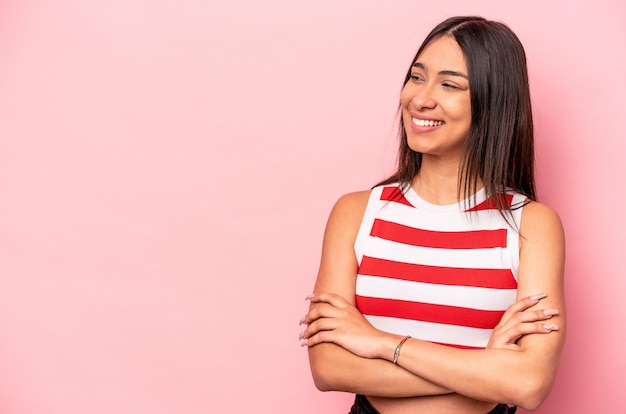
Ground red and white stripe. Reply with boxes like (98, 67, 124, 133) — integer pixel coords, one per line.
(355, 185, 525, 349)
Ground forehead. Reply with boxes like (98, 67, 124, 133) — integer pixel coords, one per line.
(414, 36, 467, 72)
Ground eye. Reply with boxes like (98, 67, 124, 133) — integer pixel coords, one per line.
(410, 72, 425, 82)
(442, 82, 461, 90)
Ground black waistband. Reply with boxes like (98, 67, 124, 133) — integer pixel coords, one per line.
(349, 394, 517, 414)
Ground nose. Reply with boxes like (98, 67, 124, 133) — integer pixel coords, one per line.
(411, 84, 437, 110)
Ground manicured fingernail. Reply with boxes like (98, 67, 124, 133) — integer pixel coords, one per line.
(305, 294, 314, 300)
(543, 324, 559, 331)
(543, 309, 559, 316)
(298, 331, 304, 340)
(300, 339, 308, 347)
(530, 293, 547, 300)
(299, 317, 305, 325)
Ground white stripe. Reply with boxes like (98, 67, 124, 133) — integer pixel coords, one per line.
(364, 237, 513, 270)
(355, 187, 385, 264)
(364, 315, 491, 348)
(376, 202, 513, 232)
(507, 200, 523, 281)
(356, 275, 516, 310)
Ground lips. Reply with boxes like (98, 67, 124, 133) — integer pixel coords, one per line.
(412, 117, 444, 127)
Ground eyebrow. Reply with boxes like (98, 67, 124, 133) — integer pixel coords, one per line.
(412, 62, 468, 80)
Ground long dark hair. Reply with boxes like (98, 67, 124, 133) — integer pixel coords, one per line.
(379, 16, 536, 215)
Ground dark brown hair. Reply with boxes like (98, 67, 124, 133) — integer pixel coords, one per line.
(379, 16, 536, 215)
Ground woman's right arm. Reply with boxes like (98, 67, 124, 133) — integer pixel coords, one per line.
(305, 191, 452, 397)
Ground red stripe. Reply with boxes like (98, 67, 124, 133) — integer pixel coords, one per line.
(380, 186, 414, 207)
(356, 296, 504, 329)
(433, 342, 481, 350)
(466, 193, 514, 212)
(359, 256, 517, 289)
(371, 219, 507, 249)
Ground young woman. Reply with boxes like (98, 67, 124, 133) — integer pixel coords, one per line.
(299, 16, 565, 413)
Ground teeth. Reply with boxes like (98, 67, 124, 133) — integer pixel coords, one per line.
(412, 118, 443, 127)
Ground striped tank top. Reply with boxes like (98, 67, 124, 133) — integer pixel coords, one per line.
(354, 184, 525, 349)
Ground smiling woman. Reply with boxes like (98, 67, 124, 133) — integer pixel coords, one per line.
(300, 16, 565, 414)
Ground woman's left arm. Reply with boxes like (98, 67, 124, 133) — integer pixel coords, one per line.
(304, 201, 566, 410)
(394, 202, 566, 409)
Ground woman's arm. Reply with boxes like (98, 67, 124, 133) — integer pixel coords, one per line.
(391, 202, 566, 409)
(305, 201, 566, 409)
(306, 191, 452, 397)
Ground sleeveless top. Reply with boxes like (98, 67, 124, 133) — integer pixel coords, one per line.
(354, 184, 525, 349)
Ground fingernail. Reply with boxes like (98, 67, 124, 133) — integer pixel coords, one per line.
(543, 324, 559, 331)
(305, 294, 314, 300)
(530, 293, 547, 300)
(298, 331, 304, 340)
(543, 309, 559, 316)
(300, 339, 308, 347)
(299, 317, 305, 325)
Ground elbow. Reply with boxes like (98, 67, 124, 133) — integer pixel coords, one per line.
(308, 346, 338, 392)
(310, 356, 339, 392)
(516, 395, 545, 411)
(311, 370, 334, 392)
(512, 376, 554, 411)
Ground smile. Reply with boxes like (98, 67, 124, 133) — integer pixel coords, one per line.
(412, 118, 444, 127)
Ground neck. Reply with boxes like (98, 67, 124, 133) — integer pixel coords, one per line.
(411, 156, 482, 205)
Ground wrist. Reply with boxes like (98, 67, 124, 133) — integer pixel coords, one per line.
(392, 335, 411, 364)
(378, 333, 405, 362)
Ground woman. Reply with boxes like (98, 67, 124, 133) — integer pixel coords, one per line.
(299, 16, 565, 413)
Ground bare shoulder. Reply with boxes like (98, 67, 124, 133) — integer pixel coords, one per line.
(520, 200, 564, 243)
(327, 190, 372, 229)
(517, 200, 565, 296)
(322, 189, 372, 249)
(314, 190, 372, 299)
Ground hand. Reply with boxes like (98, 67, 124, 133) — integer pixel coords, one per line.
(299, 292, 392, 359)
(486, 293, 560, 351)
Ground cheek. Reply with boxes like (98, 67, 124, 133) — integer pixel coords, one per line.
(452, 98, 471, 122)
(399, 84, 411, 107)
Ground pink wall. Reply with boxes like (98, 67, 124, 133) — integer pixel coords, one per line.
(0, 1, 623, 412)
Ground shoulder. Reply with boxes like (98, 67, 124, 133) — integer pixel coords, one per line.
(333, 190, 372, 213)
(326, 190, 372, 232)
(519, 200, 565, 259)
(321, 190, 373, 261)
(520, 201, 564, 235)
(315, 190, 372, 299)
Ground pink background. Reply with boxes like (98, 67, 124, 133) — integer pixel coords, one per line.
(0, 1, 624, 412)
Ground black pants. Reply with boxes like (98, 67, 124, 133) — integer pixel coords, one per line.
(349, 394, 517, 414)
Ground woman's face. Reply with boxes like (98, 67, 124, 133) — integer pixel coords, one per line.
(400, 36, 471, 161)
